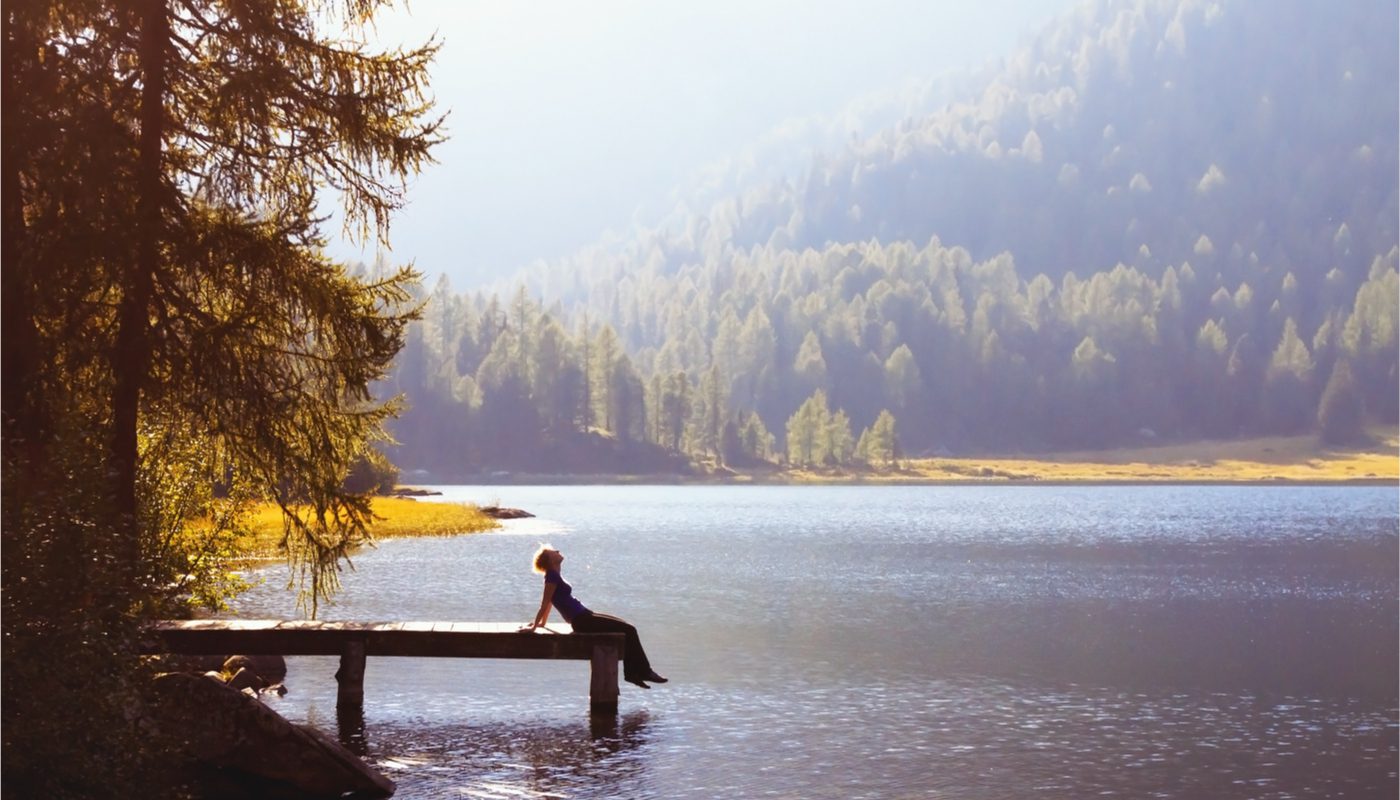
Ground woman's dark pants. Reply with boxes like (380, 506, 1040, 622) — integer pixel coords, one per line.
(570, 612, 653, 682)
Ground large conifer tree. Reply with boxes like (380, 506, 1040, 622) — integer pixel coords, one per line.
(5, 0, 442, 608)
(3, 2, 441, 789)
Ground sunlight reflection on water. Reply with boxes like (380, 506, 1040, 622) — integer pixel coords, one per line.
(485, 517, 575, 538)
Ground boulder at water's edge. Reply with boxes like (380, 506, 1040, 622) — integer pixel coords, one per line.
(149, 672, 394, 798)
(480, 505, 534, 519)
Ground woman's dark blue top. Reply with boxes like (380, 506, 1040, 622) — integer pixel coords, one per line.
(544, 569, 590, 622)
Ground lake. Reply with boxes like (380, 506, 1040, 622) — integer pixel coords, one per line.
(231, 485, 1399, 799)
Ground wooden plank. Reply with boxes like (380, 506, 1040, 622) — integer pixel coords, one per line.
(148, 629, 342, 656)
(274, 620, 327, 631)
(142, 619, 631, 716)
(171, 619, 227, 630)
(221, 619, 281, 631)
(141, 621, 625, 661)
(360, 630, 618, 660)
(336, 621, 378, 632)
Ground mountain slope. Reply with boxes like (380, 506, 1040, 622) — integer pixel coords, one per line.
(385, 0, 1398, 472)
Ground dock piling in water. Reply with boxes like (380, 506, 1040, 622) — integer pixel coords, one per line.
(335, 639, 367, 708)
(589, 642, 620, 714)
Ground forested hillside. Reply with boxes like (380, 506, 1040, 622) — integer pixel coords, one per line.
(384, 0, 1398, 475)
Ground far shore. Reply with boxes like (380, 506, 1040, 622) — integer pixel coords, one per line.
(402, 430, 1399, 488)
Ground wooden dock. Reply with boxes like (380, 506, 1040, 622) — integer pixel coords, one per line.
(142, 620, 627, 713)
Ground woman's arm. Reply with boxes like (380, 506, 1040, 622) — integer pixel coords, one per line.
(527, 583, 555, 630)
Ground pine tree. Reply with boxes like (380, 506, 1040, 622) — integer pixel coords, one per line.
(577, 312, 594, 430)
(827, 409, 856, 466)
(533, 316, 572, 433)
(740, 411, 775, 462)
(855, 427, 873, 465)
(883, 344, 922, 408)
(691, 364, 726, 461)
(1318, 359, 1365, 446)
(794, 331, 829, 395)
(647, 372, 665, 445)
(609, 354, 646, 443)
(1263, 318, 1314, 432)
(5, 0, 441, 609)
(860, 410, 898, 468)
(3, 1, 440, 791)
(785, 389, 831, 467)
(593, 325, 621, 432)
(663, 372, 692, 452)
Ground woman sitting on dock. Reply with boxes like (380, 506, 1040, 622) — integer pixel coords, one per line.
(523, 545, 668, 689)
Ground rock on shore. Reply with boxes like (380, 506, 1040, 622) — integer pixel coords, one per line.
(480, 505, 534, 519)
(389, 486, 442, 497)
(149, 672, 394, 798)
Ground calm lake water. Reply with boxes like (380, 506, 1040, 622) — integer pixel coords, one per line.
(231, 485, 1399, 799)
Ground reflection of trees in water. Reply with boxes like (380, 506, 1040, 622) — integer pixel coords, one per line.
(363, 711, 654, 798)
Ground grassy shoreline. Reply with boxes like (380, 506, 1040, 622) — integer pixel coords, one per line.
(238, 497, 498, 561)
(223, 434, 1392, 563)
(774, 431, 1397, 485)
(417, 430, 1398, 487)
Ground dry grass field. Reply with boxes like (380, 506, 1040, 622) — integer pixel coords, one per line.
(239, 497, 497, 560)
(782, 428, 1399, 484)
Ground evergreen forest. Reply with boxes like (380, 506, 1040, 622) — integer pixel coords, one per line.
(384, 0, 1398, 476)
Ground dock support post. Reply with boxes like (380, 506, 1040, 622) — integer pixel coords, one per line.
(589, 642, 619, 714)
(335, 638, 366, 709)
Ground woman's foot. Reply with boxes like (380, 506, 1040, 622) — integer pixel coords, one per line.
(625, 676, 651, 689)
(644, 671, 668, 684)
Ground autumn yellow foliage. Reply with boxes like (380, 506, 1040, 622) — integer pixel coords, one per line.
(239, 497, 496, 560)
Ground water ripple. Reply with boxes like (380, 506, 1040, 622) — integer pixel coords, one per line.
(234, 485, 1399, 798)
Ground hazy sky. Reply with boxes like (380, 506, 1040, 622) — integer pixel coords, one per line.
(335, 0, 1078, 288)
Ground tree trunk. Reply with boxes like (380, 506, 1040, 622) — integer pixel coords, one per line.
(1, 9, 39, 454)
(110, 0, 167, 587)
